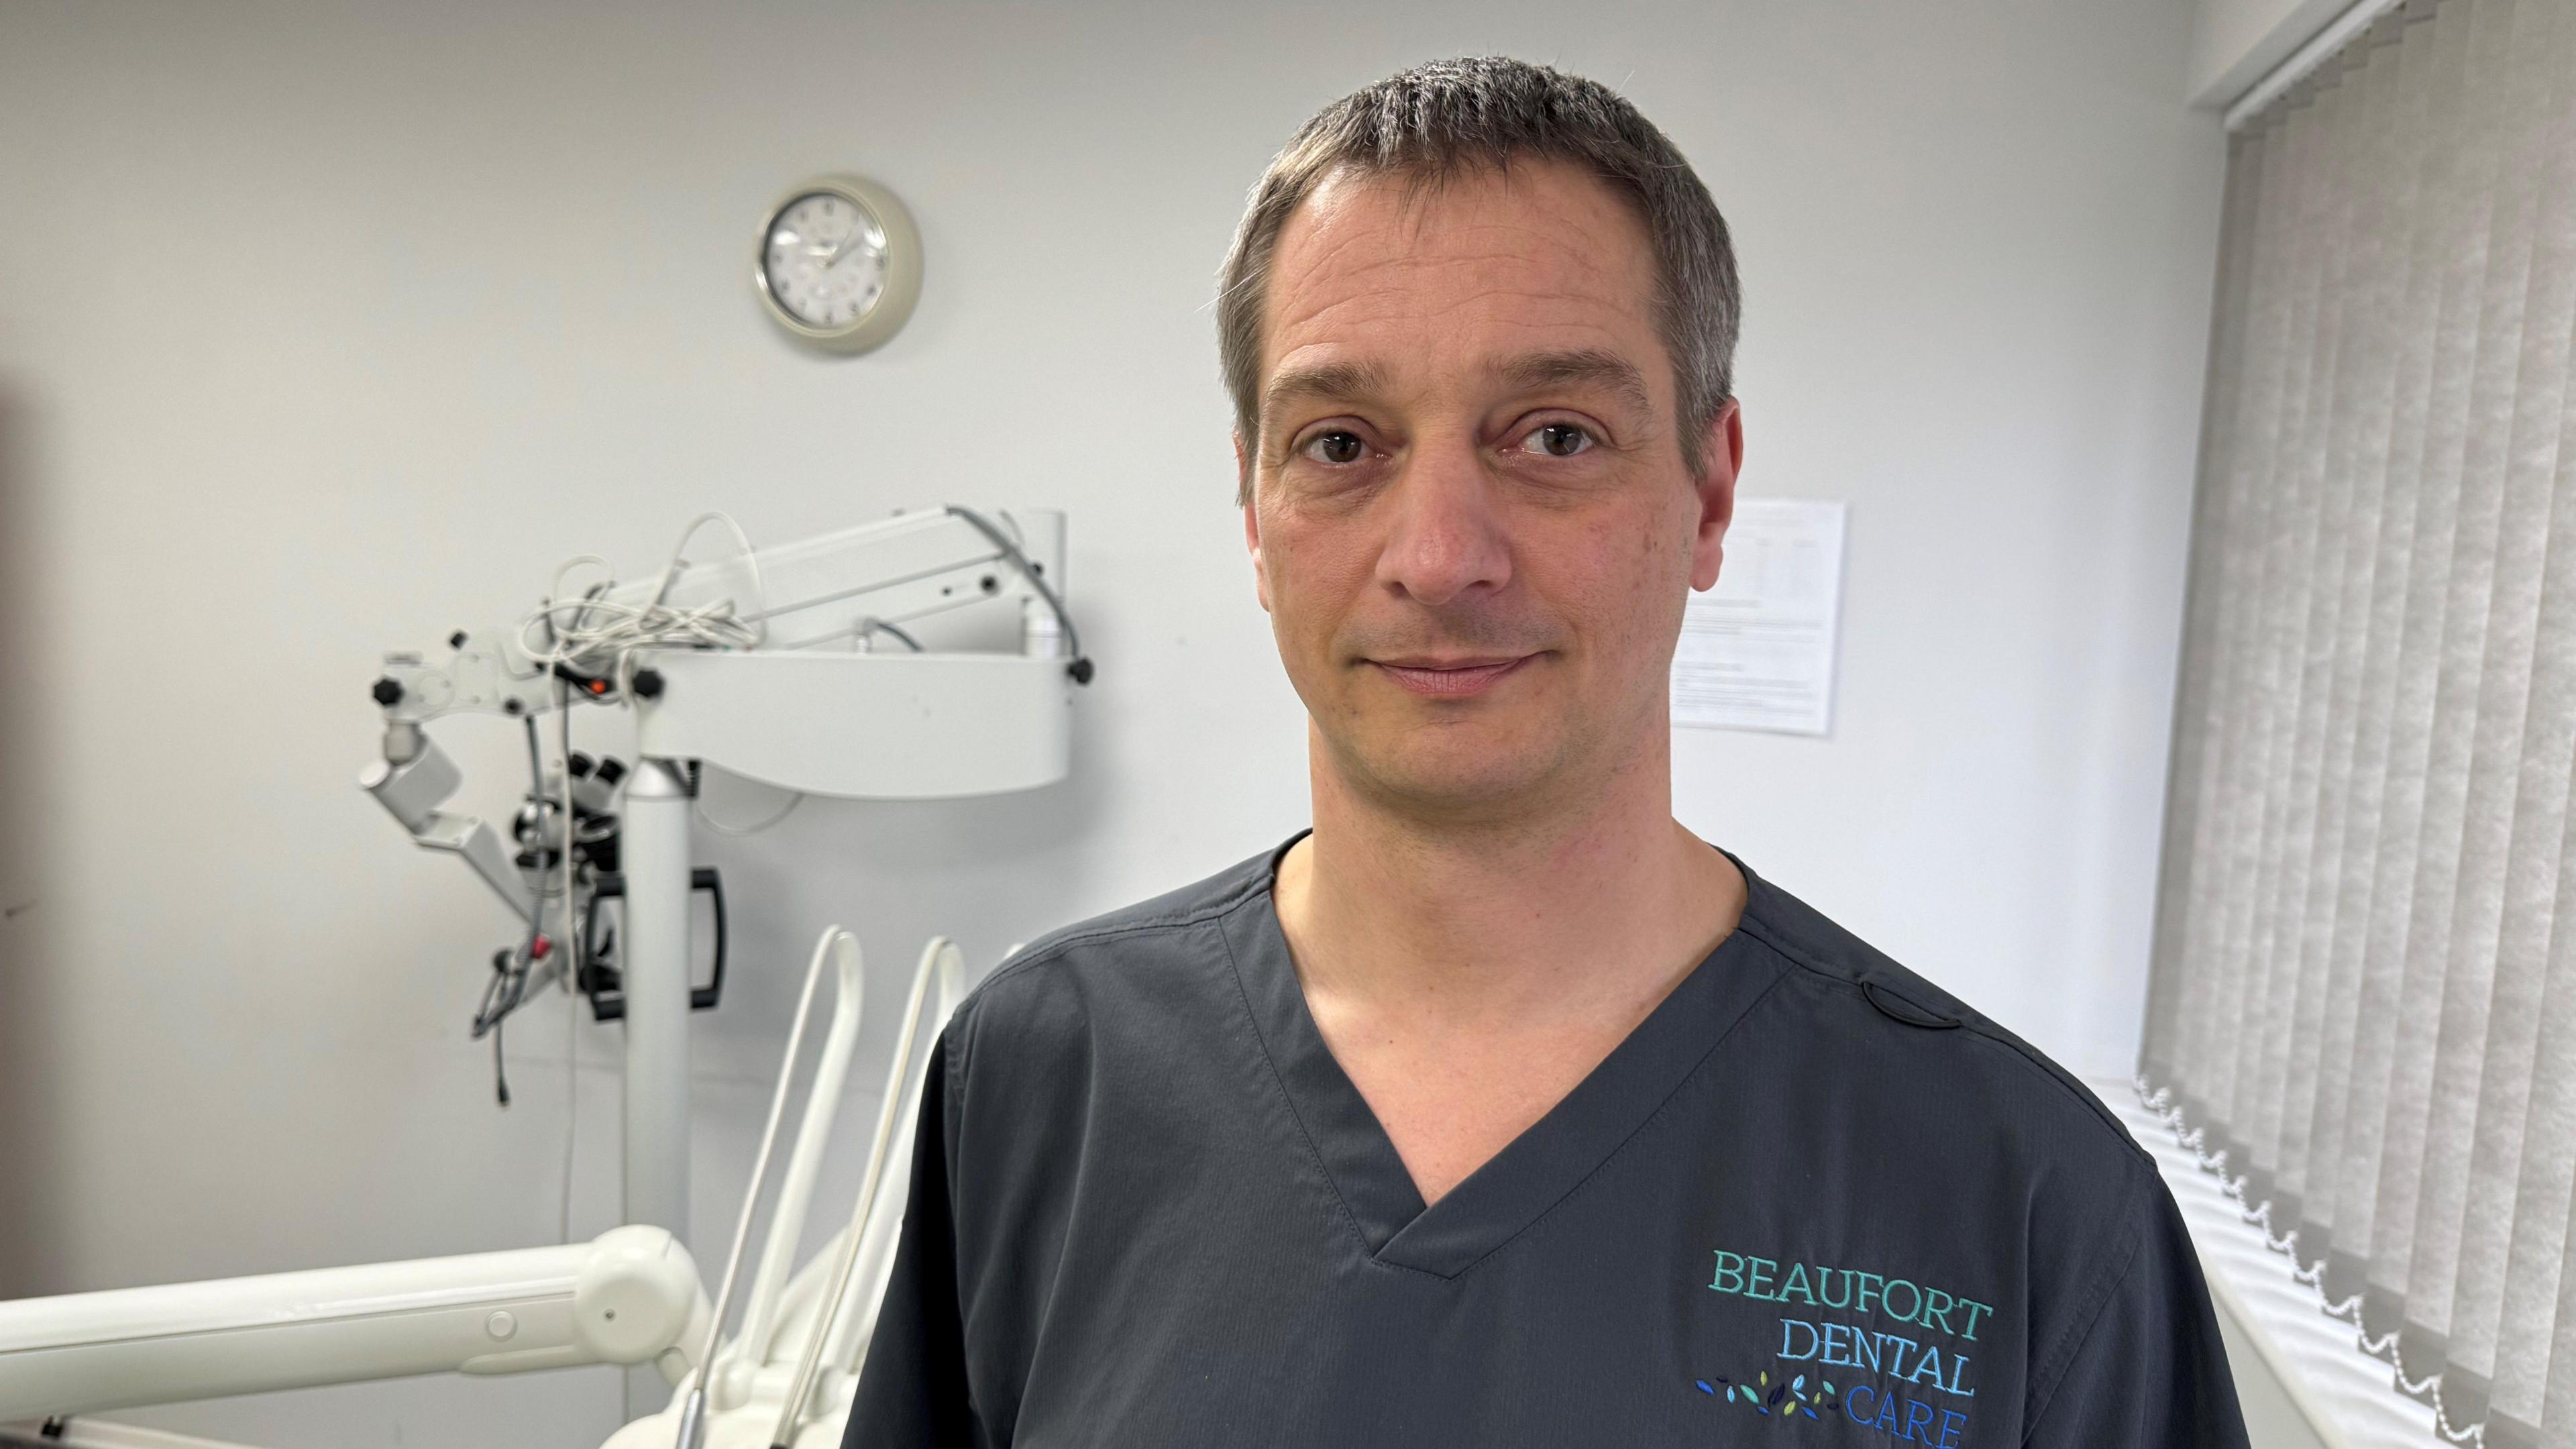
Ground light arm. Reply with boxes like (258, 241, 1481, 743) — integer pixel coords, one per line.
(0, 1225, 710, 1421)
(368, 506, 1070, 731)
(608, 506, 1066, 655)
(358, 723, 537, 923)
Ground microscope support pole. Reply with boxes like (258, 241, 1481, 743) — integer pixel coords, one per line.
(621, 758, 694, 1243)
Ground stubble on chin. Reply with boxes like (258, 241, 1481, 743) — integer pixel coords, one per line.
(1311, 682, 1591, 831)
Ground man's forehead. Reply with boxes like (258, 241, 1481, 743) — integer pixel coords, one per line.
(1258, 160, 1663, 409)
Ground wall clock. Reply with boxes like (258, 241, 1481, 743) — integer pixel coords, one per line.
(754, 175, 922, 354)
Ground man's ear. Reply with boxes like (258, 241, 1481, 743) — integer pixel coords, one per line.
(1238, 433, 1273, 614)
(1688, 399, 1743, 592)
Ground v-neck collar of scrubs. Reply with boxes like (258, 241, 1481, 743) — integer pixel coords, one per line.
(1220, 833, 1788, 1281)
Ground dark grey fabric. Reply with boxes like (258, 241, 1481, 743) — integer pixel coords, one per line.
(845, 839, 2247, 1447)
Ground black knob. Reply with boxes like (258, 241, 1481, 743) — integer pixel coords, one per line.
(594, 758, 628, 787)
(1067, 657, 1095, 685)
(449, 630, 468, 650)
(568, 751, 596, 777)
(371, 677, 404, 706)
(631, 667, 665, 700)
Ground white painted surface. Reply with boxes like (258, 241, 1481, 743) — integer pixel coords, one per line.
(2190, 0, 2361, 106)
(0, 3, 2222, 1444)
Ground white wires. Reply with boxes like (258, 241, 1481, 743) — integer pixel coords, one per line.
(694, 791, 806, 837)
(521, 513, 769, 688)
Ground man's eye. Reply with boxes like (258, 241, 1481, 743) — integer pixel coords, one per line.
(1522, 423, 1595, 458)
(1301, 431, 1366, 465)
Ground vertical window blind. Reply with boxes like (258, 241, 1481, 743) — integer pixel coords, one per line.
(2141, 0, 2576, 1445)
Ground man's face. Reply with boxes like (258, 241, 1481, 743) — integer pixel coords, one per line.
(1242, 160, 1740, 823)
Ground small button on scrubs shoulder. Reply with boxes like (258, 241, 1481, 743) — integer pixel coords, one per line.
(845, 837, 2249, 1449)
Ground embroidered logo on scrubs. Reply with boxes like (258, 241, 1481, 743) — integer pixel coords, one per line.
(1693, 1368, 1839, 1419)
(1690, 1248, 1992, 1445)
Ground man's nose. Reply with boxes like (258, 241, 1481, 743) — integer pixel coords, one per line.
(1375, 435, 1512, 608)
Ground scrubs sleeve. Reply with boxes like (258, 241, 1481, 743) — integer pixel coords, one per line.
(843, 1032, 987, 1449)
(2021, 1165, 2250, 1448)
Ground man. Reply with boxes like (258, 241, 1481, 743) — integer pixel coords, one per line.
(847, 58, 2246, 1447)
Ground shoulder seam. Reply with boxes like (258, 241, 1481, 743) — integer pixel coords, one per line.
(1729, 911, 2153, 1169)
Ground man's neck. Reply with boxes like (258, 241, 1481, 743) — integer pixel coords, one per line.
(1274, 727, 1746, 1034)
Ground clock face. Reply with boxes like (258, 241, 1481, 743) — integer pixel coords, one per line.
(761, 190, 891, 330)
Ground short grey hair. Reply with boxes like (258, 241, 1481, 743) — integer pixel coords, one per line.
(1218, 56, 1741, 504)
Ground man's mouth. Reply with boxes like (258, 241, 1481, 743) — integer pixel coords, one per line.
(1367, 655, 1536, 698)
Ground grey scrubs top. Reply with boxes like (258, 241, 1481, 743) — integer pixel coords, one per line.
(844, 838, 2247, 1448)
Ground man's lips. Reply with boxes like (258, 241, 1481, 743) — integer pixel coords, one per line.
(1367, 655, 1537, 698)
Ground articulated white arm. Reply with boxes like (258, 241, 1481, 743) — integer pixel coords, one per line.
(360, 728, 539, 922)
(369, 506, 1071, 733)
(0, 1225, 710, 1421)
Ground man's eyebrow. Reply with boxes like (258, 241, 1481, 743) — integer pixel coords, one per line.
(1261, 359, 1393, 423)
(1495, 349, 1652, 415)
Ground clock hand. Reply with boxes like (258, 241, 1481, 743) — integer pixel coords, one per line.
(822, 224, 871, 270)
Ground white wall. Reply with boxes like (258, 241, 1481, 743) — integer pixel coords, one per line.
(0, 3, 2224, 1444)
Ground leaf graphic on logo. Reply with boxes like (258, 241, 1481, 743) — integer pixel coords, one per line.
(1792, 1375, 1805, 1395)
(1767, 1384, 1786, 1408)
(1695, 1380, 1715, 1395)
